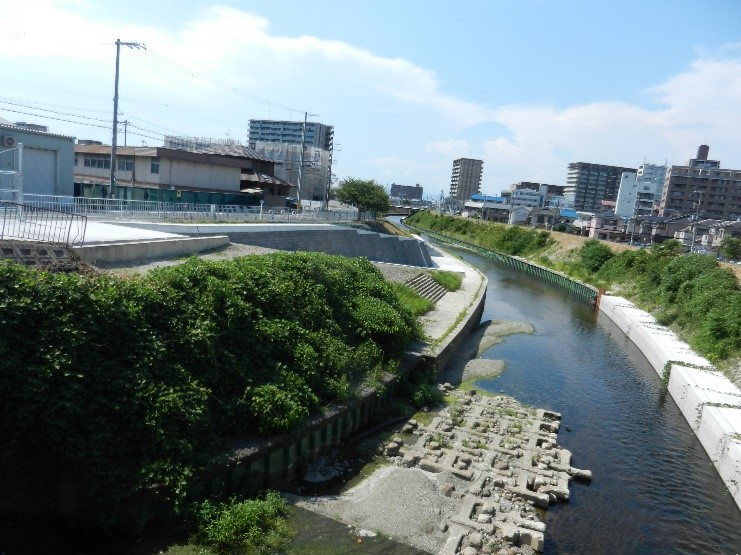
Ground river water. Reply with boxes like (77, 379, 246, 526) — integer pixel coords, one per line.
(441, 244, 741, 554)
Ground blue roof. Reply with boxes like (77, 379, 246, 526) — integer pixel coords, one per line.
(471, 194, 504, 202)
(560, 209, 578, 219)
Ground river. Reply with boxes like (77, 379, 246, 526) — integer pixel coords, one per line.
(436, 242, 741, 554)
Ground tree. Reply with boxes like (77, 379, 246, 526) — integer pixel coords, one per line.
(579, 239, 614, 273)
(720, 236, 741, 261)
(335, 178, 390, 219)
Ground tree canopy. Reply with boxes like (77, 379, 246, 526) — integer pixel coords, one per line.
(335, 178, 390, 218)
(721, 236, 741, 260)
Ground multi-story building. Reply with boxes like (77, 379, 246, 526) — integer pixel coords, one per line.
(248, 119, 334, 203)
(615, 163, 667, 218)
(508, 182, 567, 208)
(566, 162, 635, 212)
(449, 158, 483, 200)
(511, 187, 542, 208)
(658, 145, 741, 220)
(75, 143, 293, 206)
(248, 120, 334, 150)
(390, 183, 423, 202)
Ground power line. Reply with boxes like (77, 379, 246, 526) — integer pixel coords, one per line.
(0, 107, 110, 130)
(143, 48, 311, 116)
(0, 95, 111, 115)
(0, 99, 111, 124)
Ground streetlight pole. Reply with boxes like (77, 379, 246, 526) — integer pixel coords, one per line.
(110, 39, 145, 198)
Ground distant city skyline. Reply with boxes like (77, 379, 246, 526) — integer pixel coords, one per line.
(1, 1, 740, 195)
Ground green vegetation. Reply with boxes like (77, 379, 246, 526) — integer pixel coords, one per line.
(334, 177, 391, 218)
(0, 252, 418, 526)
(406, 211, 552, 256)
(429, 270, 463, 291)
(410, 382, 443, 408)
(189, 492, 289, 554)
(409, 210, 741, 367)
(721, 236, 741, 260)
(388, 282, 435, 316)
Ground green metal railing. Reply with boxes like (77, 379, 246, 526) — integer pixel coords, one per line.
(409, 225, 599, 306)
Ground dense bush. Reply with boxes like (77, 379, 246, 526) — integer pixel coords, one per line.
(190, 492, 289, 554)
(410, 382, 443, 408)
(406, 211, 552, 256)
(0, 252, 417, 524)
(579, 240, 614, 273)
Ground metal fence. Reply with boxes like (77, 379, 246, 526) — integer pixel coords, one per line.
(22, 195, 369, 223)
(0, 201, 87, 246)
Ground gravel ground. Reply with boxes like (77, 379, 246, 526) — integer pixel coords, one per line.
(295, 466, 465, 553)
(439, 320, 534, 385)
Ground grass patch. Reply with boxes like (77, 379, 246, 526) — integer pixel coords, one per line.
(429, 270, 463, 291)
(188, 492, 290, 554)
(389, 282, 435, 316)
(457, 376, 497, 396)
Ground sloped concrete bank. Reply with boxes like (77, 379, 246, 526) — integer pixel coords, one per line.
(599, 295, 741, 510)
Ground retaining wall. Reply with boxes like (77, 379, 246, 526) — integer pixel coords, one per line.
(111, 222, 434, 267)
(599, 295, 741, 510)
(73, 236, 230, 264)
(406, 225, 597, 305)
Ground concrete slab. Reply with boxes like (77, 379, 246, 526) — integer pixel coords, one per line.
(83, 221, 186, 244)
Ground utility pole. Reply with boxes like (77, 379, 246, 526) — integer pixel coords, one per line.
(111, 39, 145, 198)
(296, 111, 318, 206)
(691, 190, 704, 253)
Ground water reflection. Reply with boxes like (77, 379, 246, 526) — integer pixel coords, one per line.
(443, 243, 741, 555)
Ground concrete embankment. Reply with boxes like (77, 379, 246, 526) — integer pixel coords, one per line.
(599, 295, 741, 511)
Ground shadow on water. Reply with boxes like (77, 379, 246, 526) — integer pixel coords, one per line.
(443, 244, 741, 555)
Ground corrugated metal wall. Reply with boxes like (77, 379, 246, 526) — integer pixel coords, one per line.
(0, 127, 75, 196)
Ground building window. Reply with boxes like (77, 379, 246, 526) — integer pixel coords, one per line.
(83, 154, 110, 169)
(117, 157, 134, 171)
(151, 158, 160, 174)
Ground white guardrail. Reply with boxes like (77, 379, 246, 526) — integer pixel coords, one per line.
(21, 195, 369, 224)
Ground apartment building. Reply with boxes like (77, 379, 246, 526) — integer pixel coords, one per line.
(566, 162, 635, 212)
(248, 119, 334, 202)
(390, 183, 423, 201)
(450, 158, 483, 200)
(614, 163, 667, 218)
(658, 145, 741, 220)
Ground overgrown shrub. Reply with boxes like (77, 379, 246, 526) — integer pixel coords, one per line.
(579, 240, 614, 273)
(406, 211, 553, 256)
(0, 252, 418, 526)
(190, 492, 289, 554)
(410, 382, 443, 408)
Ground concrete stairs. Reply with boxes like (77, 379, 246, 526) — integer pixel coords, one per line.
(405, 273, 448, 303)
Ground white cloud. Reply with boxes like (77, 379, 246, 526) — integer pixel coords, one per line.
(474, 52, 741, 191)
(425, 139, 472, 158)
(2, 3, 741, 195)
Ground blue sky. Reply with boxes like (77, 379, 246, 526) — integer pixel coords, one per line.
(2, 0, 741, 198)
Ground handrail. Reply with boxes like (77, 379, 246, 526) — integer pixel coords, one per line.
(0, 201, 87, 246)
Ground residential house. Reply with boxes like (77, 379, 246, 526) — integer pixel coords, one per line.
(529, 207, 560, 229)
(588, 212, 625, 241)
